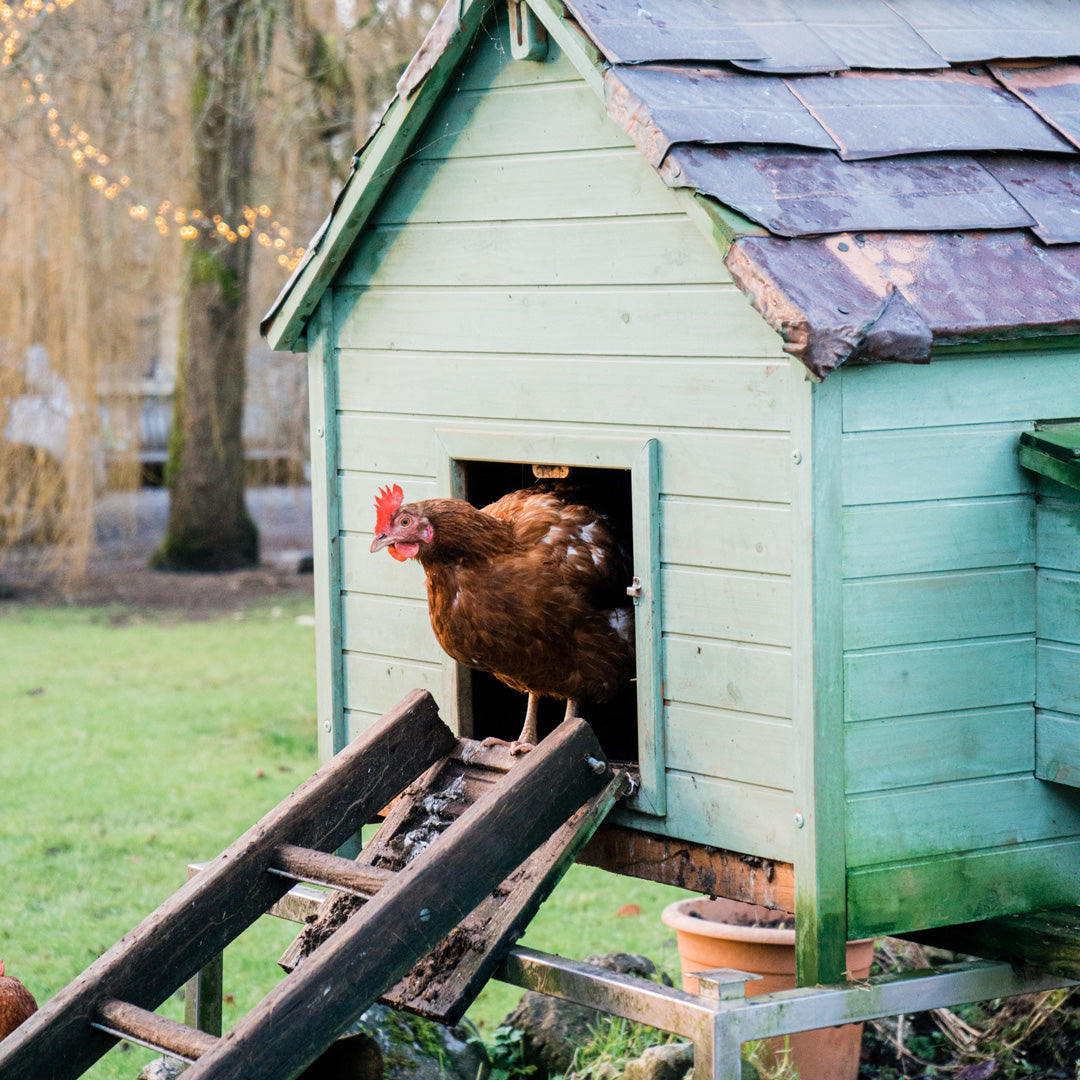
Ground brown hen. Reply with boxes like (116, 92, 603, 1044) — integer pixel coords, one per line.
(0, 960, 38, 1041)
(370, 483, 635, 752)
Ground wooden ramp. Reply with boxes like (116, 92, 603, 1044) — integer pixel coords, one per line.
(0, 690, 623, 1080)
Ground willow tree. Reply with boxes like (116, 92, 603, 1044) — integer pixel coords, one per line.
(152, 0, 266, 570)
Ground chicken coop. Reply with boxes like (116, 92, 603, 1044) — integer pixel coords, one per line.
(262, 0, 1080, 990)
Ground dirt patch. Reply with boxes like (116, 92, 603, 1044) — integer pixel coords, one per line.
(0, 486, 315, 615)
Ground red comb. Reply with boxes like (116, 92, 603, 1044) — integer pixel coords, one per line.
(374, 484, 404, 533)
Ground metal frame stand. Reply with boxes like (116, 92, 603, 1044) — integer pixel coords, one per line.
(184, 871, 1077, 1080)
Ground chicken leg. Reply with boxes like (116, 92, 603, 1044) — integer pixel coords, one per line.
(483, 694, 580, 755)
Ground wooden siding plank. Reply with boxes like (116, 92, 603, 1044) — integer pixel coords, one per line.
(456, 30, 578, 91)
(333, 285, 786, 360)
(341, 534, 427, 601)
(615, 770, 795, 863)
(337, 416, 440, 480)
(661, 432, 793, 503)
(661, 567, 792, 648)
(845, 706, 1034, 794)
(844, 637, 1035, 722)
(842, 498, 1035, 578)
(666, 704, 793, 791)
(342, 654, 443, 715)
(846, 775, 1080, 866)
(661, 499, 792, 575)
(415, 82, 630, 160)
(1039, 641, 1080, 715)
(842, 351, 1080, 432)
(1039, 570, 1080, 646)
(342, 594, 441, 665)
(1038, 496, 1080, 572)
(338, 353, 792, 430)
(846, 837, 1080, 938)
(339, 218, 732, 289)
(842, 567, 1034, 650)
(338, 475, 438, 533)
(371, 149, 681, 226)
(664, 635, 792, 720)
(1036, 710, 1080, 788)
(842, 425, 1032, 506)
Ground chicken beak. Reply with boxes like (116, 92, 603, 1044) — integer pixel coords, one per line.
(370, 533, 391, 554)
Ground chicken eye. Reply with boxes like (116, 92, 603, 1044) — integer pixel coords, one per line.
(399, 516, 411, 526)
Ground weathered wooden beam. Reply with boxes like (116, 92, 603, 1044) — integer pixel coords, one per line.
(907, 907, 1080, 982)
(578, 823, 796, 913)
(269, 844, 394, 897)
(181, 718, 612, 1080)
(94, 999, 218, 1062)
(0, 690, 455, 1080)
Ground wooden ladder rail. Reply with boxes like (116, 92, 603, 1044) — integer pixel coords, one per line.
(0, 692, 615, 1080)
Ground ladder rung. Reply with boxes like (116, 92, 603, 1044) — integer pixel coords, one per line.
(93, 999, 218, 1063)
(269, 843, 395, 896)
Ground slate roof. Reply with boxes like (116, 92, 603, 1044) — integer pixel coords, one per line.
(263, 0, 1080, 379)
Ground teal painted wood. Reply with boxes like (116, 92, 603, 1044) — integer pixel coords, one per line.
(342, 654, 443, 715)
(1038, 642, 1080, 715)
(340, 217, 731, 289)
(1038, 570, 1080, 646)
(665, 636, 791, 720)
(333, 286, 789, 360)
(661, 499, 792, 575)
(847, 774, 1080, 866)
(842, 425, 1033, 506)
(456, 23, 578, 90)
(341, 594, 442, 665)
(842, 498, 1035, 578)
(846, 836, 1080, 938)
(614, 770, 795, 863)
(842, 350, 1080, 432)
(842, 567, 1034, 650)
(1038, 494, 1080, 572)
(661, 567, 792, 648)
(305, 299, 347, 761)
(341, 535, 427, 601)
(844, 637, 1034, 722)
(665, 704, 793, 790)
(1036, 711, 1080, 787)
(337, 353, 792, 429)
(371, 150, 680, 226)
(660, 432, 792, 502)
(792, 372, 848, 984)
(845, 706, 1034, 794)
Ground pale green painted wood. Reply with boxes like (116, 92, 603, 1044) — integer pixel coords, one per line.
(660, 432, 792, 502)
(1038, 570, 1080, 646)
(664, 636, 792, 720)
(338, 353, 793, 429)
(342, 653, 443, 715)
(614, 770, 795, 863)
(525, 0, 605, 97)
(842, 424, 1032, 506)
(843, 637, 1034, 722)
(341, 534, 428, 601)
(661, 499, 792, 575)
(456, 25, 577, 91)
(793, 372, 847, 984)
(842, 350, 1080, 432)
(337, 416, 440, 481)
(847, 774, 1080, 867)
(842, 498, 1034, 578)
(842, 567, 1034, 650)
(333, 285, 789, 360)
(1038, 642, 1080, 715)
(666, 704, 793, 791)
(305, 299, 347, 760)
(338, 475, 438, 533)
(1036, 711, 1080, 787)
(341, 593, 442, 664)
(845, 706, 1034, 794)
(415, 82, 630, 161)
(662, 567, 792, 648)
(371, 150, 681, 226)
(846, 836, 1080, 938)
(339, 217, 732, 289)
(1038, 496, 1080, 572)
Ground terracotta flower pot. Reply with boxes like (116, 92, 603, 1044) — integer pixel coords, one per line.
(662, 898, 875, 1080)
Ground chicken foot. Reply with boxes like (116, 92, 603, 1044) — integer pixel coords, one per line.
(482, 695, 580, 755)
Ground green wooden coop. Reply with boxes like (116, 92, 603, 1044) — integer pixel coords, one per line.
(263, 0, 1080, 986)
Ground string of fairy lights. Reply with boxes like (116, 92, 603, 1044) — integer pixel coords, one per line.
(4, 0, 305, 271)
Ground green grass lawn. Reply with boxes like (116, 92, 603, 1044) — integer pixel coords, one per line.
(0, 596, 690, 1079)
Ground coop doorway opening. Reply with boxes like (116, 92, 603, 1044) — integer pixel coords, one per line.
(457, 459, 640, 768)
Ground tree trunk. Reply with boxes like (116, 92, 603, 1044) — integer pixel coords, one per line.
(153, 0, 259, 571)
